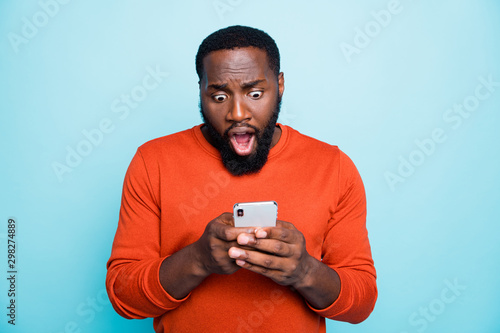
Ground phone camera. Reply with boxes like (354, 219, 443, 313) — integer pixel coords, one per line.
(237, 209, 244, 217)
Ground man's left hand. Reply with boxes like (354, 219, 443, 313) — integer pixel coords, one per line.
(228, 220, 314, 288)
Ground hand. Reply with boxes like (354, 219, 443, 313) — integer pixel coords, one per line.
(193, 212, 256, 276)
(227, 220, 314, 288)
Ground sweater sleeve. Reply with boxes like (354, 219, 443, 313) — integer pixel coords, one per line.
(308, 150, 377, 323)
(106, 149, 189, 319)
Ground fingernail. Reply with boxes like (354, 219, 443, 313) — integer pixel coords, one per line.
(238, 234, 250, 245)
(229, 248, 245, 258)
(235, 259, 245, 266)
(256, 230, 267, 238)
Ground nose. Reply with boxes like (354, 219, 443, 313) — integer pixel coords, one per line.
(226, 96, 251, 123)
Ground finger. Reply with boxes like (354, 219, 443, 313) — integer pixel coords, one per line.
(228, 247, 248, 260)
(246, 238, 296, 257)
(212, 214, 255, 241)
(255, 223, 297, 244)
(228, 247, 284, 271)
(236, 233, 257, 246)
(217, 212, 235, 226)
(276, 220, 296, 230)
(236, 260, 280, 278)
(255, 220, 296, 238)
(213, 226, 255, 242)
(236, 233, 294, 257)
(233, 252, 288, 283)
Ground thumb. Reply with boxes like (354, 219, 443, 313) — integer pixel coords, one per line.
(217, 212, 235, 227)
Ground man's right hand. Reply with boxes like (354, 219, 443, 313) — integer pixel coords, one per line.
(159, 212, 255, 299)
(193, 212, 256, 276)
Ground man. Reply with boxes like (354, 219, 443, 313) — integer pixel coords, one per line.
(106, 25, 377, 332)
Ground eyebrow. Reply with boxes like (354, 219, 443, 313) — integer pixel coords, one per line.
(208, 83, 227, 90)
(241, 79, 266, 89)
(207, 79, 266, 91)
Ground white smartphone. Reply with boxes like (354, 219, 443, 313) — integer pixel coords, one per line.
(233, 201, 278, 227)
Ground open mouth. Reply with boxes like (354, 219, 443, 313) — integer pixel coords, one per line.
(228, 128, 256, 156)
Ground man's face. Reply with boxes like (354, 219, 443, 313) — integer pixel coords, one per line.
(199, 47, 284, 176)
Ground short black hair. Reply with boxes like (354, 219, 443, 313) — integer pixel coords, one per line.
(195, 25, 280, 81)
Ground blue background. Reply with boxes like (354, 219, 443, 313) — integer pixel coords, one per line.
(1, 0, 499, 332)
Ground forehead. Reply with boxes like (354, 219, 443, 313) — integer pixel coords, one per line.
(202, 47, 272, 83)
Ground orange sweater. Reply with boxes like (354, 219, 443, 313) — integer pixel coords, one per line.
(106, 124, 377, 332)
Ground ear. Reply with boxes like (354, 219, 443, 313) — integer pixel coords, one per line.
(198, 74, 206, 89)
(278, 72, 285, 99)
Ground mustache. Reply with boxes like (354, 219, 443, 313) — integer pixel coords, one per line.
(223, 123, 259, 137)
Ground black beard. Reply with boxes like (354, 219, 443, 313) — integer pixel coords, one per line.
(200, 97, 281, 176)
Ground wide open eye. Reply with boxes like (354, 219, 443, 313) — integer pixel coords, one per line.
(213, 94, 228, 102)
(248, 91, 263, 99)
